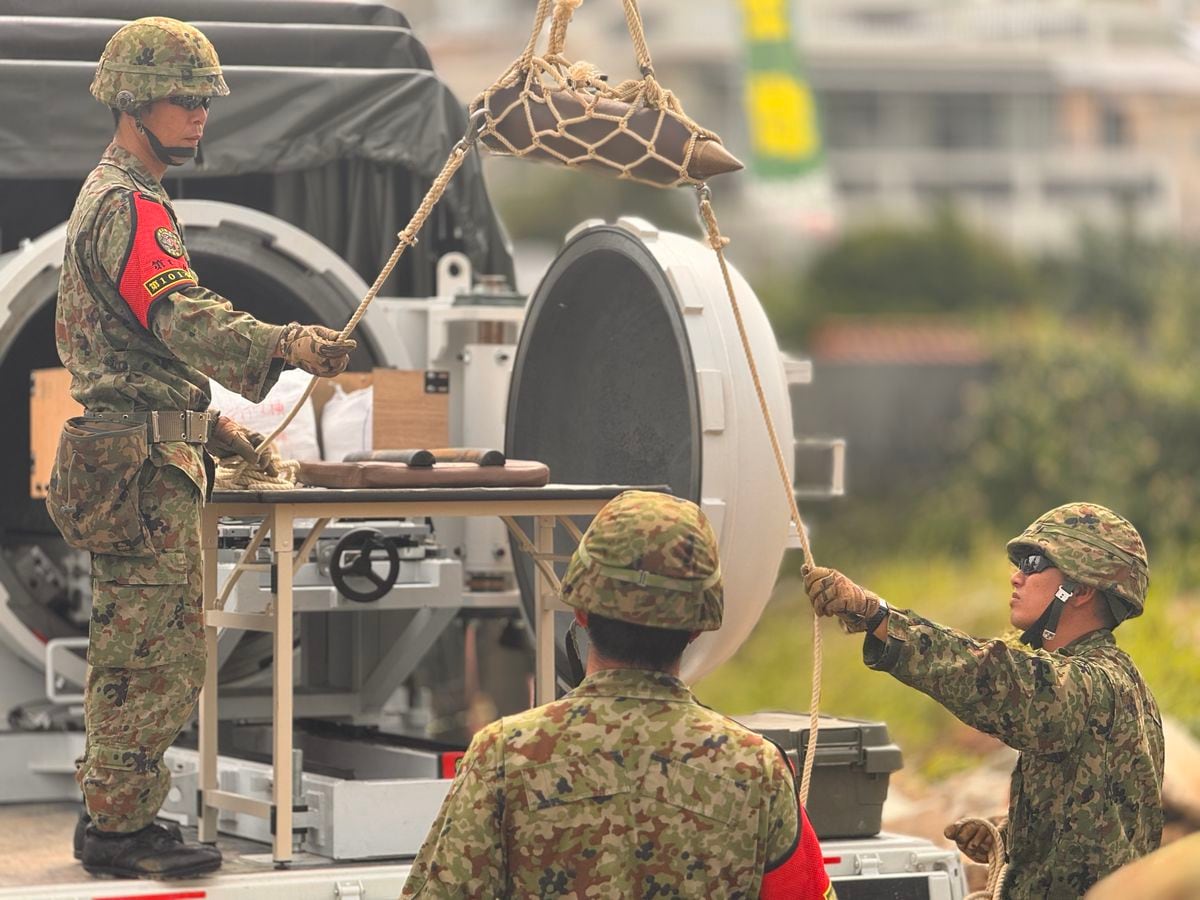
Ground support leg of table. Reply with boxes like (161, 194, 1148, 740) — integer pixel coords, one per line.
(534, 514, 557, 705)
(271, 507, 295, 867)
(198, 503, 220, 843)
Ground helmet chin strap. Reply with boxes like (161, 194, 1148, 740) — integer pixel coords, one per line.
(1020, 582, 1075, 649)
(134, 115, 195, 167)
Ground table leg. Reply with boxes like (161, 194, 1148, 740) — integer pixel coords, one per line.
(272, 507, 295, 866)
(534, 514, 557, 705)
(198, 503, 220, 843)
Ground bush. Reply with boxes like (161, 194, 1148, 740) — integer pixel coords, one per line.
(803, 206, 1032, 317)
(923, 314, 1200, 568)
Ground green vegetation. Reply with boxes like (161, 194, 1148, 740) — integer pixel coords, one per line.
(804, 206, 1032, 316)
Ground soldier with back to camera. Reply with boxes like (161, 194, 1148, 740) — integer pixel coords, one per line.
(401, 490, 836, 898)
(48, 16, 356, 878)
(803, 503, 1164, 898)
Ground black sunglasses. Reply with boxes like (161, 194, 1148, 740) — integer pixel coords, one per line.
(1016, 553, 1056, 576)
(168, 95, 211, 111)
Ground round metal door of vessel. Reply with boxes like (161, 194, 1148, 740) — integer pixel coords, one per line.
(0, 200, 404, 688)
(507, 217, 795, 689)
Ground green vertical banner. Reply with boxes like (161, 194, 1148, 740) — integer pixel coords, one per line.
(741, 0, 823, 179)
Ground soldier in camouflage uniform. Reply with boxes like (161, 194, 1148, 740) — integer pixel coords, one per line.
(48, 17, 356, 879)
(804, 503, 1164, 899)
(402, 491, 835, 899)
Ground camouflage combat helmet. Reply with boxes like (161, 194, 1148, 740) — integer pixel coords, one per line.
(91, 17, 229, 110)
(1007, 502, 1149, 622)
(560, 491, 723, 631)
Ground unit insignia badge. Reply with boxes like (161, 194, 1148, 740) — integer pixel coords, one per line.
(155, 227, 184, 258)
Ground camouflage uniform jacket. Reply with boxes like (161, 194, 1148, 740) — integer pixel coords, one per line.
(866, 611, 1164, 899)
(56, 142, 285, 489)
(402, 667, 832, 899)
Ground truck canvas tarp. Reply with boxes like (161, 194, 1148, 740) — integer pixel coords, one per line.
(0, 0, 514, 295)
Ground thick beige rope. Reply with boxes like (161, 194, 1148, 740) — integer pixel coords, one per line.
(493, 0, 827, 807)
(696, 187, 823, 806)
(962, 817, 1009, 900)
(620, 0, 654, 75)
(215, 122, 484, 490)
(548, 0, 582, 58)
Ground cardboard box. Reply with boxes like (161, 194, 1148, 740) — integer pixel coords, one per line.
(313, 368, 450, 453)
(30, 367, 83, 499)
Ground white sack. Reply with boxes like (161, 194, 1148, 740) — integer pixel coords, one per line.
(209, 369, 322, 462)
(320, 384, 373, 461)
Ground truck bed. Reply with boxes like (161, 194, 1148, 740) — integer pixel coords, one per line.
(0, 803, 968, 900)
(0, 802, 413, 899)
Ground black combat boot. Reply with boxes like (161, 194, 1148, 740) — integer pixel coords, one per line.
(73, 810, 182, 860)
(80, 823, 222, 878)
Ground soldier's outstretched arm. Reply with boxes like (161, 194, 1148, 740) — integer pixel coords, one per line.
(401, 723, 506, 898)
(863, 608, 1110, 754)
(93, 190, 286, 403)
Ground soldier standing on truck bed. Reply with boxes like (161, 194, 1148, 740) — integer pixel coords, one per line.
(803, 503, 1164, 898)
(402, 491, 836, 899)
(47, 16, 356, 879)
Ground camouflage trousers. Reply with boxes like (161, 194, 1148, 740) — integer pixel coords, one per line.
(77, 463, 205, 833)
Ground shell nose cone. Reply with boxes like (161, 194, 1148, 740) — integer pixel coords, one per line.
(689, 140, 744, 180)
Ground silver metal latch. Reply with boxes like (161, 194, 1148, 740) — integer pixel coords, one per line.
(855, 852, 882, 877)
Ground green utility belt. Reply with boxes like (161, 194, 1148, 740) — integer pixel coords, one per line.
(83, 409, 215, 444)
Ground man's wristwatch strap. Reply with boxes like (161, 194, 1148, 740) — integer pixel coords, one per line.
(864, 599, 890, 634)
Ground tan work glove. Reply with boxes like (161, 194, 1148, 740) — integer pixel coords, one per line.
(276, 323, 356, 377)
(208, 415, 278, 476)
(945, 816, 1006, 864)
(802, 565, 881, 632)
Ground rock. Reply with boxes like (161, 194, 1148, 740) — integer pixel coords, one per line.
(882, 745, 1015, 852)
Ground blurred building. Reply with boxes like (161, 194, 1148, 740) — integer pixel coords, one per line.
(404, 0, 1200, 248)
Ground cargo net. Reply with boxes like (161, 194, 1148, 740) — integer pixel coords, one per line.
(469, 0, 741, 189)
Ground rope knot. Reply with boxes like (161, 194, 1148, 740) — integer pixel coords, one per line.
(567, 60, 606, 90)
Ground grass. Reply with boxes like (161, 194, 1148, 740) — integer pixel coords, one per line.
(695, 537, 1200, 779)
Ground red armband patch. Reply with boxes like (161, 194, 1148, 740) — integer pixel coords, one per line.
(762, 805, 833, 900)
(117, 192, 197, 328)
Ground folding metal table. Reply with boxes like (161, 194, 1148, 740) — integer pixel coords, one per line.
(197, 483, 652, 865)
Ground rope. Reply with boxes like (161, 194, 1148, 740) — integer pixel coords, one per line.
(549, 0, 582, 57)
(621, 0, 654, 75)
(961, 817, 1009, 900)
(216, 120, 484, 490)
(519, 0, 555, 73)
(695, 186, 823, 805)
